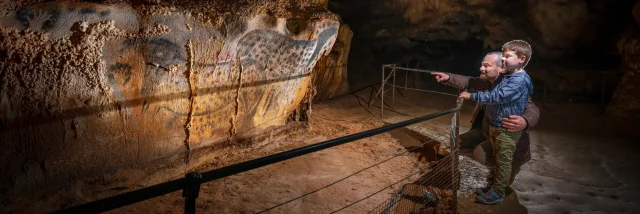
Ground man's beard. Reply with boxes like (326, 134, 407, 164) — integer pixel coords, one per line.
(479, 73, 488, 80)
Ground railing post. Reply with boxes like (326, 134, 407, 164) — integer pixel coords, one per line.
(601, 70, 607, 113)
(450, 98, 463, 213)
(381, 65, 385, 118)
(183, 172, 202, 214)
(392, 64, 396, 106)
(404, 62, 408, 95)
(449, 98, 462, 174)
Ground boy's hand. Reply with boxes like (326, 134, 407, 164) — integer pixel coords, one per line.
(458, 91, 471, 100)
(431, 72, 450, 82)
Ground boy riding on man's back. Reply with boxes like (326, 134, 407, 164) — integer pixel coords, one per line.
(458, 40, 534, 205)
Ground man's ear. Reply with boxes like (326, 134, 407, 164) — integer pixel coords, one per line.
(519, 55, 526, 63)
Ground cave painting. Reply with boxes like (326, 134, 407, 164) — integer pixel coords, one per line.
(229, 21, 339, 139)
(0, 2, 339, 150)
(3, 2, 140, 37)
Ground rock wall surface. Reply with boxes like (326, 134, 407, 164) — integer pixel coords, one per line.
(606, 0, 640, 134)
(0, 0, 340, 195)
(330, 0, 635, 96)
(312, 24, 351, 101)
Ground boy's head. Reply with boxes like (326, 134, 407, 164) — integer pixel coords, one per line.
(501, 40, 532, 72)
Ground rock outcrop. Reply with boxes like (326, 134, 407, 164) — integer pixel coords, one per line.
(0, 0, 341, 195)
(312, 24, 352, 101)
(606, 0, 640, 135)
(527, 0, 593, 58)
(333, 0, 598, 61)
(331, 0, 633, 96)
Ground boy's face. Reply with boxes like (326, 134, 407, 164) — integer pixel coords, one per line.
(502, 50, 526, 71)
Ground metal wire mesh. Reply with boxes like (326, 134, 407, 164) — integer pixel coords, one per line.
(367, 99, 463, 214)
(367, 150, 459, 214)
(254, 92, 464, 213)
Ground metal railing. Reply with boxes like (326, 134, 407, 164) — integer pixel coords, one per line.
(370, 98, 463, 213)
(54, 99, 464, 214)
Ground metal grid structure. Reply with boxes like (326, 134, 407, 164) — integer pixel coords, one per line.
(368, 98, 462, 214)
(368, 64, 457, 118)
(368, 154, 458, 214)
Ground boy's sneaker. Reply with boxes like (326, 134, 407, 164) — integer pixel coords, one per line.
(474, 186, 490, 195)
(475, 189, 504, 205)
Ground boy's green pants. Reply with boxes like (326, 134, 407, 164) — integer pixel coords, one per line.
(488, 126, 522, 196)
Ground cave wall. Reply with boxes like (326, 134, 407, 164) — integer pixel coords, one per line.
(606, 0, 640, 134)
(312, 24, 352, 101)
(330, 0, 636, 98)
(609, 36, 640, 117)
(0, 0, 340, 195)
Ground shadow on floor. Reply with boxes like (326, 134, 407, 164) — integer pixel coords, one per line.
(458, 190, 528, 214)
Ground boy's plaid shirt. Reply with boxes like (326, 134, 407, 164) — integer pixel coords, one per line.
(470, 71, 533, 128)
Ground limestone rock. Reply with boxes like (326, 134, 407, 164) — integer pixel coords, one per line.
(607, 34, 640, 119)
(313, 24, 352, 101)
(633, 0, 640, 26)
(0, 0, 340, 195)
(333, 0, 632, 87)
(527, 0, 592, 57)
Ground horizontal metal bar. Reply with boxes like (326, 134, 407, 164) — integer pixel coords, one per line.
(199, 107, 459, 182)
(54, 178, 186, 213)
(55, 107, 460, 213)
(384, 84, 458, 97)
(382, 65, 439, 73)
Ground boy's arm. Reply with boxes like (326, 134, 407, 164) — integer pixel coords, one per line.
(522, 96, 540, 130)
(470, 77, 526, 104)
(442, 73, 492, 91)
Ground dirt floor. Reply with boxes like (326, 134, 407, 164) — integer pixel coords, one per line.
(3, 82, 640, 214)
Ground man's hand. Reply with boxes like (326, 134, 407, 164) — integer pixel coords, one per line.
(458, 91, 471, 100)
(502, 115, 528, 132)
(431, 72, 450, 82)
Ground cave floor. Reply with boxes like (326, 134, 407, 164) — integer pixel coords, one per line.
(506, 103, 640, 214)
(368, 88, 640, 214)
(3, 87, 640, 214)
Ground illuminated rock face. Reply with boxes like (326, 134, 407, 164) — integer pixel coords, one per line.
(0, 1, 339, 194)
(312, 24, 352, 101)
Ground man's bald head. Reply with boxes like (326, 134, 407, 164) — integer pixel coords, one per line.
(479, 51, 504, 82)
(486, 51, 503, 67)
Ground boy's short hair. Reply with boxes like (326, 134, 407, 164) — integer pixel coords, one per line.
(502, 40, 532, 68)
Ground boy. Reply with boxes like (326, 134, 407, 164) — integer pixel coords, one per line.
(458, 40, 534, 205)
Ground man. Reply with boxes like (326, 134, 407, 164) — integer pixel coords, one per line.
(431, 51, 540, 193)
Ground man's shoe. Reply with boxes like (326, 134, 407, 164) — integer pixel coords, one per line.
(475, 189, 504, 205)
